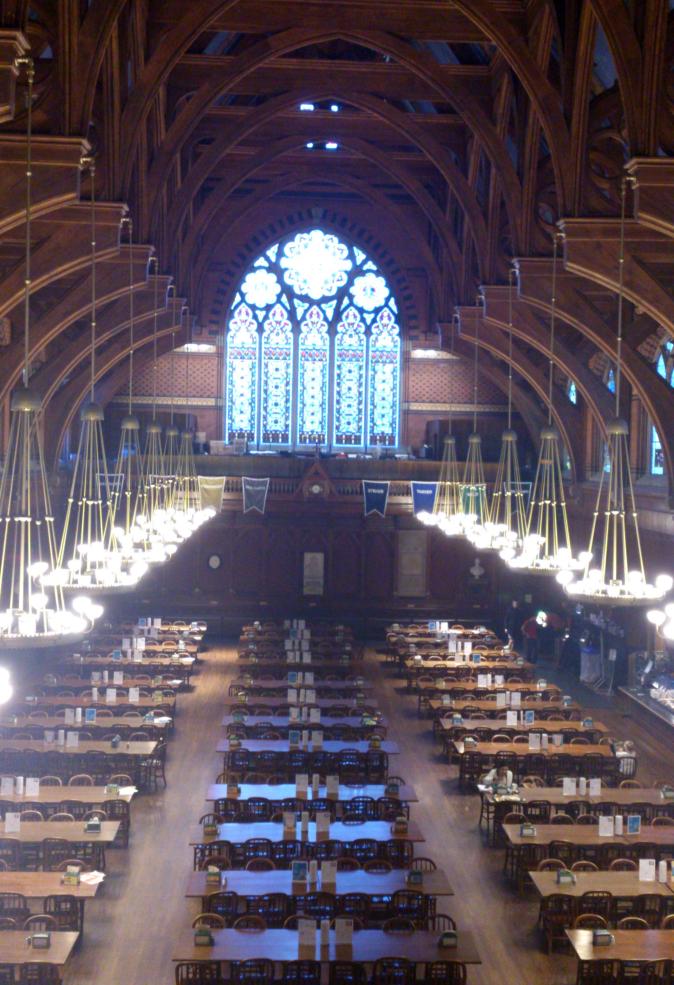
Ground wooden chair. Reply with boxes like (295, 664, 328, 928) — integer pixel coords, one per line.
(67, 774, 94, 786)
(609, 858, 637, 872)
(17, 964, 62, 985)
(328, 963, 366, 985)
(571, 861, 599, 873)
(282, 960, 322, 985)
(573, 913, 608, 929)
(381, 917, 415, 933)
(616, 916, 650, 930)
(174, 961, 222, 984)
(334, 857, 360, 872)
(0, 894, 29, 924)
(235, 959, 275, 985)
(232, 914, 267, 931)
(38, 777, 62, 787)
(540, 893, 576, 953)
(652, 816, 674, 826)
(538, 858, 566, 872)
(549, 813, 574, 825)
(43, 894, 83, 933)
(408, 856, 436, 872)
(372, 957, 416, 985)
(23, 914, 58, 932)
(424, 962, 466, 984)
(245, 857, 276, 871)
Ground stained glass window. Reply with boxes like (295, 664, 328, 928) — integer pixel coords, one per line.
(567, 380, 577, 404)
(261, 302, 293, 444)
(297, 305, 329, 445)
(225, 302, 258, 441)
(224, 228, 402, 449)
(606, 367, 616, 393)
(651, 425, 664, 476)
(655, 340, 673, 387)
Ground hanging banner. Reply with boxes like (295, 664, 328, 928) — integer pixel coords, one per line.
(410, 481, 438, 515)
(363, 480, 390, 517)
(197, 476, 225, 512)
(243, 476, 270, 514)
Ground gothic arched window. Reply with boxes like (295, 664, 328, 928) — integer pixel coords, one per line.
(224, 229, 401, 449)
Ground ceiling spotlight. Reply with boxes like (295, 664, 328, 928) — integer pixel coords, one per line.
(330, 103, 339, 112)
(325, 141, 339, 150)
(306, 142, 315, 149)
(299, 102, 315, 112)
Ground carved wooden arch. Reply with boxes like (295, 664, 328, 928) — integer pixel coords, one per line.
(48, 304, 185, 463)
(34, 286, 169, 416)
(0, 250, 155, 407)
(178, 133, 463, 305)
(118, 0, 241, 192)
(192, 178, 440, 338)
(457, 310, 580, 480)
(130, 26, 522, 248)
(517, 259, 674, 488)
(480, 287, 615, 434)
(586, 0, 642, 154)
(451, 338, 550, 455)
(448, 0, 572, 211)
(160, 86, 489, 277)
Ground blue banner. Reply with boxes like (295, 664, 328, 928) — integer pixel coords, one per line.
(243, 476, 270, 514)
(410, 481, 438, 515)
(363, 480, 390, 517)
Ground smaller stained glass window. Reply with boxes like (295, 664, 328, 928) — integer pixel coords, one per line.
(606, 368, 615, 393)
(567, 380, 577, 404)
(651, 425, 664, 476)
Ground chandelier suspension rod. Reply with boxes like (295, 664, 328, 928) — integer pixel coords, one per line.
(127, 217, 135, 416)
(615, 176, 628, 417)
(88, 159, 96, 402)
(507, 266, 514, 431)
(152, 256, 159, 421)
(472, 310, 479, 434)
(21, 58, 34, 387)
(548, 231, 559, 427)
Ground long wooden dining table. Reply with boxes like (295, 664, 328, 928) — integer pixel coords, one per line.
(188, 819, 425, 847)
(206, 781, 417, 806)
(185, 866, 454, 900)
(0, 930, 79, 969)
(172, 927, 482, 967)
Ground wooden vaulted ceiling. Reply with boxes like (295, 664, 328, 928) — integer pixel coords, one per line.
(0, 0, 673, 484)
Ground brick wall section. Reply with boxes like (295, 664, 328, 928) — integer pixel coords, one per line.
(407, 356, 504, 405)
(117, 350, 505, 447)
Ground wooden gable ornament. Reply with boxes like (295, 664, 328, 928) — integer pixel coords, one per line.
(295, 459, 338, 502)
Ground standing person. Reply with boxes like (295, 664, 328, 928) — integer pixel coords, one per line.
(521, 613, 540, 664)
(504, 599, 523, 650)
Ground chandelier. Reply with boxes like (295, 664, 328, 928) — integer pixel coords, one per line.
(508, 233, 586, 575)
(45, 160, 138, 597)
(486, 269, 528, 558)
(558, 178, 673, 605)
(0, 59, 92, 646)
(109, 216, 150, 582)
(647, 605, 674, 643)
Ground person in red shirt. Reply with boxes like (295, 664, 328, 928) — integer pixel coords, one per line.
(521, 614, 541, 664)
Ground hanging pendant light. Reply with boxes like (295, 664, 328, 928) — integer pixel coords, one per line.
(109, 216, 150, 582)
(489, 268, 528, 559)
(558, 178, 673, 605)
(163, 324, 180, 511)
(462, 311, 491, 547)
(418, 320, 464, 534)
(508, 233, 587, 575)
(46, 160, 136, 597)
(0, 60, 91, 646)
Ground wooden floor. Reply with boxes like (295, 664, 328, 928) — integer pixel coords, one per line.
(64, 641, 674, 985)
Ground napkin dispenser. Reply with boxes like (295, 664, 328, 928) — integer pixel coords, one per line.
(368, 735, 381, 750)
(84, 817, 101, 834)
(29, 933, 51, 949)
(228, 736, 241, 750)
(202, 820, 218, 838)
(205, 865, 221, 885)
(110, 735, 121, 749)
(385, 780, 399, 797)
(405, 868, 423, 887)
(391, 816, 408, 835)
(194, 928, 214, 947)
(592, 929, 614, 947)
(439, 930, 457, 948)
(519, 822, 536, 837)
(556, 869, 576, 885)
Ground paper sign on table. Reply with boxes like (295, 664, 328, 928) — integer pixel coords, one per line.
(66, 731, 79, 747)
(305, 689, 316, 705)
(295, 774, 308, 799)
(0, 777, 13, 797)
(511, 692, 521, 708)
(128, 687, 140, 704)
(638, 859, 656, 882)
(304, 672, 314, 686)
(311, 730, 323, 751)
(335, 918, 353, 950)
(321, 860, 336, 889)
(598, 816, 614, 837)
(289, 707, 300, 722)
(298, 918, 316, 957)
(316, 812, 330, 841)
(464, 642, 472, 656)
(562, 778, 577, 797)
(326, 775, 339, 799)
(309, 707, 321, 724)
(25, 778, 39, 797)
(589, 778, 601, 797)
(85, 708, 96, 723)
(288, 688, 298, 705)
(122, 638, 131, 650)
(4, 813, 20, 833)
(506, 711, 518, 728)
(496, 692, 507, 708)
(105, 688, 117, 704)
(113, 671, 124, 685)
(528, 733, 541, 750)
(64, 708, 75, 725)
(524, 710, 535, 725)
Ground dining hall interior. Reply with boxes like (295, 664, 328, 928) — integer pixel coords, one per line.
(0, 1, 673, 983)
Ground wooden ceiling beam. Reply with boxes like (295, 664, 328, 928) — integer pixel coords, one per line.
(170, 56, 492, 102)
(150, 0, 519, 40)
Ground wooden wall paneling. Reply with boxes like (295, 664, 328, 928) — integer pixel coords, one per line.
(329, 529, 362, 600)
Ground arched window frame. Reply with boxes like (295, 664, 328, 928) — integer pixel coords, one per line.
(224, 229, 402, 451)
